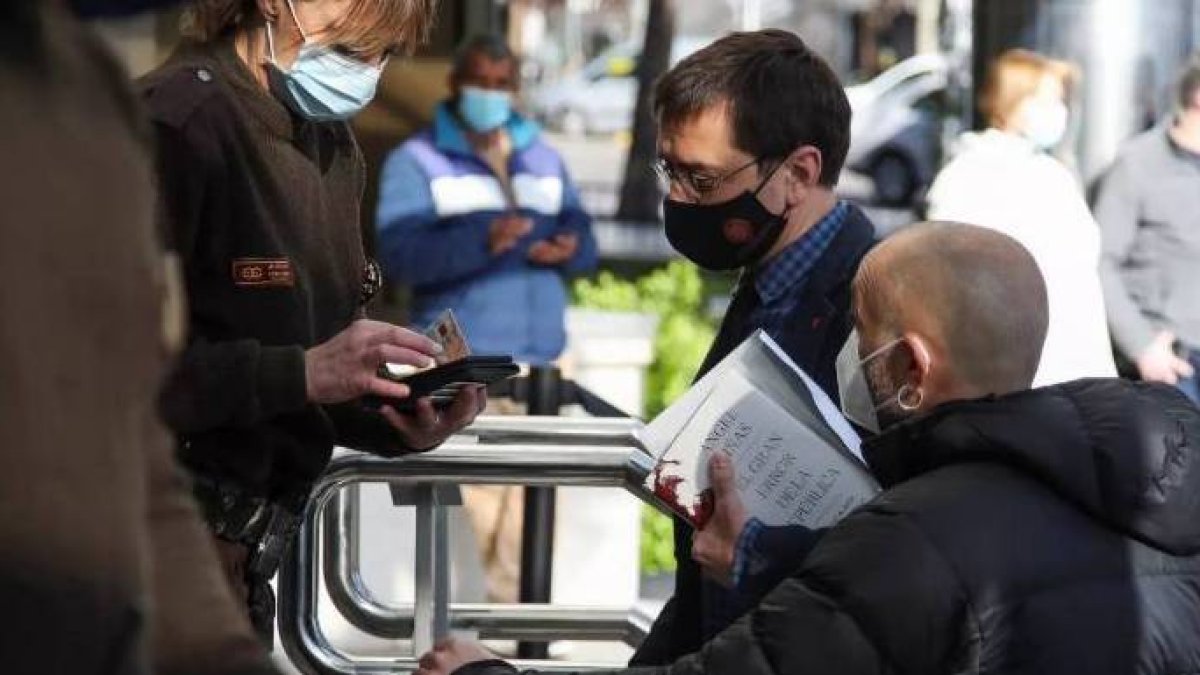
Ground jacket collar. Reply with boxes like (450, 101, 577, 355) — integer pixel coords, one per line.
(433, 101, 541, 157)
(862, 380, 1200, 555)
(788, 202, 876, 319)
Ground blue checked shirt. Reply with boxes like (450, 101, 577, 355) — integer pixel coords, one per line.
(732, 201, 847, 589)
(730, 517, 771, 588)
(749, 200, 850, 341)
(702, 201, 850, 637)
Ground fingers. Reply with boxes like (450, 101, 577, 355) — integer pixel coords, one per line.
(528, 241, 570, 265)
(380, 387, 484, 453)
(372, 343, 437, 370)
(443, 385, 485, 428)
(413, 397, 441, 430)
(365, 323, 441, 357)
(417, 648, 438, 670)
(378, 404, 407, 432)
(368, 377, 411, 401)
(554, 232, 579, 255)
(491, 216, 534, 255)
(380, 398, 440, 450)
(690, 533, 709, 563)
(691, 533, 733, 588)
(1175, 356, 1196, 379)
(493, 241, 516, 256)
(708, 452, 736, 499)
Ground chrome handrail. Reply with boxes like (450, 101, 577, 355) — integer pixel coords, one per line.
(278, 416, 659, 675)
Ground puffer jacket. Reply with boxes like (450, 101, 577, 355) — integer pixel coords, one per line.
(459, 378, 1200, 675)
(375, 105, 597, 364)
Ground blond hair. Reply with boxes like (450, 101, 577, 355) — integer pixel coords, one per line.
(979, 49, 1076, 130)
(183, 0, 436, 56)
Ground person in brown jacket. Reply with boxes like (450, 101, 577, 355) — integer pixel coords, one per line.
(140, 0, 485, 643)
(0, 1, 274, 673)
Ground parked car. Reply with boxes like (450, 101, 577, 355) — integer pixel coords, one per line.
(530, 36, 714, 137)
(845, 54, 948, 206)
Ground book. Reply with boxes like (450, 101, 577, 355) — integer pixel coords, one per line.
(637, 330, 880, 529)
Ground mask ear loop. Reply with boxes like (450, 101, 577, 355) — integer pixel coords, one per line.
(282, 0, 310, 42)
(751, 158, 783, 198)
(264, 19, 278, 64)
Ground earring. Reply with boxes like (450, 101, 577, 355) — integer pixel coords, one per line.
(898, 384, 923, 411)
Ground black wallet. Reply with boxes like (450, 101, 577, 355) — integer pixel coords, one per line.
(366, 355, 518, 412)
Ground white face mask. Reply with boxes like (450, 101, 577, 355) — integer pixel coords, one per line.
(265, 0, 385, 122)
(1018, 98, 1069, 150)
(835, 330, 904, 434)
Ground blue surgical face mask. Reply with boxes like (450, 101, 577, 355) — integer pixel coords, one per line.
(458, 86, 513, 133)
(266, 0, 384, 122)
(1018, 98, 1069, 150)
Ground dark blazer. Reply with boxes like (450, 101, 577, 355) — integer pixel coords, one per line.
(630, 204, 877, 665)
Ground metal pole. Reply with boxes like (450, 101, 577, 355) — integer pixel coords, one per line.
(518, 366, 560, 659)
(413, 483, 450, 655)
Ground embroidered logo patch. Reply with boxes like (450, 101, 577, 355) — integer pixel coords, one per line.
(232, 258, 295, 288)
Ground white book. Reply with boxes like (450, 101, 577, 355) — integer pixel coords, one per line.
(638, 330, 880, 528)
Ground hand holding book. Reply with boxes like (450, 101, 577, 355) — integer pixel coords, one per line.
(690, 453, 749, 587)
(638, 331, 880, 530)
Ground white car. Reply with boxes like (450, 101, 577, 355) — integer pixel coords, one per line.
(531, 36, 715, 136)
(845, 54, 949, 206)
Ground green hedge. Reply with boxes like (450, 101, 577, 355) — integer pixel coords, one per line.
(572, 261, 719, 574)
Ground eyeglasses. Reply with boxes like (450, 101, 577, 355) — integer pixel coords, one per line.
(653, 156, 763, 199)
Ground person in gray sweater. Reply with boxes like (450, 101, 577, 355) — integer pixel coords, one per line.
(1094, 56, 1200, 402)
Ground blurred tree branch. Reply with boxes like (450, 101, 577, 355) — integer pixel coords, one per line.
(616, 0, 675, 222)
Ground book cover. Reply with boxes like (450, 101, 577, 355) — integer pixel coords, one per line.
(640, 331, 880, 529)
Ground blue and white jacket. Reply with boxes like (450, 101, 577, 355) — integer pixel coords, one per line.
(376, 104, 597, 363)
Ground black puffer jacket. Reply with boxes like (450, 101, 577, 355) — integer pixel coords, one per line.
(461, 379, 1200, 675)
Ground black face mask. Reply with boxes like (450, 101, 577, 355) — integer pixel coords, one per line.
(662, 168, 789, 271)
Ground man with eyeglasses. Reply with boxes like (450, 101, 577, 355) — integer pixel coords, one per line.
(636, 29, 878, 664)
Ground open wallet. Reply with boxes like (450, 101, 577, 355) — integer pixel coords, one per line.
(365, 355, 519, 412)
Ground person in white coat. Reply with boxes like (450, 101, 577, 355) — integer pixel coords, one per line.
(926, 49, 1116, 386)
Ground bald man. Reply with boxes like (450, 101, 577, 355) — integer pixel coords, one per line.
(420, 222, 1200, 675)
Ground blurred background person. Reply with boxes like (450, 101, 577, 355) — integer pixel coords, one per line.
(375, 34, 598, 365)
(926, 49, 1116, 387)
(141, 0, 485, 643)
(1, 0, 275, 672)
(373, 34, 597, 603)
(1095, 55, 1200, 403)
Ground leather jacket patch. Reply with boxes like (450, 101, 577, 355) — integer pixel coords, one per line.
(232, 258, 295, 288)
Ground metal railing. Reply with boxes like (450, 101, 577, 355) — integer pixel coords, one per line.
(277, 416, 661, 674)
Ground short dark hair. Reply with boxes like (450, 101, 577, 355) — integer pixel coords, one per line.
(452, 34, 516, 79)
(654, 29, 851, 187)
(1178, 54, 1200, 111)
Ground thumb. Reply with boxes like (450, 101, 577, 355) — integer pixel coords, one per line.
(708, 453, 736, 499)
(1176, 356, 1196, 379)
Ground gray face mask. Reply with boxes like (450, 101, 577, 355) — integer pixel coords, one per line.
(835, 330, 905, 434)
